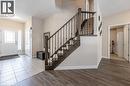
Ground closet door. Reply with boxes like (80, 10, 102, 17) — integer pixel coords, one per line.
(124, 25, 129, 61)
(129, 24, 130, 62)
(117, 32, 124, 57)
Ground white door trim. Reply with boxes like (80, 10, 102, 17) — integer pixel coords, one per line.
(107, 23, 130, 60)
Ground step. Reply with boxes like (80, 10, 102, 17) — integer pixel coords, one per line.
(58, 48, 68, 53)
(63, 49, 68, 53)
(71, 37, 78, 41)
(62, 45, 66, 47)
(57, 52, 64, 57)
(45, 65, 54, 70)
(62, 46, 68, 50)
(45, 39, 80, 70)
(52, 55, 58, 61)
(66, 44, 73, 47)
(57, 50, 68, 58)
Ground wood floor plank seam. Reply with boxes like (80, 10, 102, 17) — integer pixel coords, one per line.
(15, 58, 130, 86)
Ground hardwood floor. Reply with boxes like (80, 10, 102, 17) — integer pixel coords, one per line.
(15, 58, 130, 86)
(110, 54, 126, 61)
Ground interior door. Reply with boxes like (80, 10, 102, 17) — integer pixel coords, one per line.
(124, 25, 129, 61)
(117, 32, 124, 57)
(129, 24, 130, 62)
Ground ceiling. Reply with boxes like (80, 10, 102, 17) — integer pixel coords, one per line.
(1, 0, 130, 22)
(99, 0, 130, 17)
(0, 0, 58, 22)
(0, 0, 83, 22)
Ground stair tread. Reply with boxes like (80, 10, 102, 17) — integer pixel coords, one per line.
(46, 39, 80, 70)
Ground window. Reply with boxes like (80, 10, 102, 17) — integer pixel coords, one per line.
(4, 30, 15, 43)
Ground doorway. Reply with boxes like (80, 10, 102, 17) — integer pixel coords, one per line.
(25, 27, 32, 57)
(109, 24, 130, 62)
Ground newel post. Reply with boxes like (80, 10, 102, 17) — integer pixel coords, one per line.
(77, 8, 82, 36)
(45, 36, 48, 65)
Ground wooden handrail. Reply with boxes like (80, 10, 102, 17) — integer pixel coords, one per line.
(81, 11, 96, 14)
(48, 13, 78, 40)
(48, 11, 96, 40)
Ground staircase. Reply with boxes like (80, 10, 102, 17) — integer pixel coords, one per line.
(44, 8, 95, 70)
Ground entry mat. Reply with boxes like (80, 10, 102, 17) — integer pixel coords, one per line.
(0, 54, 19, 60)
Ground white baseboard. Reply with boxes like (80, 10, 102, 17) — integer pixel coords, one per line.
(55, 65, 98, 70)
(97, 57, 102, 68)
(102, 56, 109, 59)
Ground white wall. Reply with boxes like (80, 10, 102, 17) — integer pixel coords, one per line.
(56, 36, 98, 70)
(43, 0, 86, 36)
(43, 10, 76, 36)
(42, 0, 86, 50)
(25, 17, 32, 57)
(124, 25, 129, 60)
(25, 0, 86, 58)
(102, 10, 130, 58)
(0, 19, 24, 31)
(94, 0, 102, 64)
(32, 17, 43, 58)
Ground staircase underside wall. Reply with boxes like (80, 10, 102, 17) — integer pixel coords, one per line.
(55, 36, 99, 70)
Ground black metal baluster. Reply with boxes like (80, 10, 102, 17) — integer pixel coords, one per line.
(69, 22, 70, 40)
(74, 16, 76, 37)
(73, 19, 74, 38)
(58, 31, 59, 49)
(88, 13, 89, 35)
(60, 30, 62, 47)
(73, 17, 75, 37)
(87, 13, 89, 35)
(62, 28, 63, 46)
(83, 13, 85, 35)
(47, 39, 49, 65)
(55, 34, 56, 54)
(75, 15, 77, 36)
(71, 19, 73, 38)
(66, 24, 67, 41)
(52, 37, 53, 57)
(63, 26, 64, 44)
(85, 13, 87, 35)
(50, 38, 51, 58)
(81, 13, 83, 35)
(92, 13, 94, 35)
